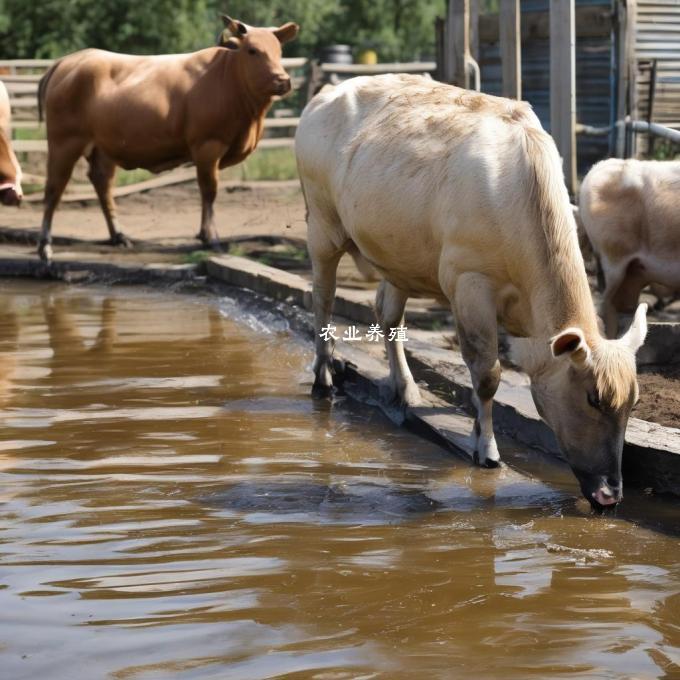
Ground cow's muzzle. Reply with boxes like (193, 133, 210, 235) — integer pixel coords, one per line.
(573, 469, 622, 511)
(274, 76, 292, 96)
(0, 182, 21, 206)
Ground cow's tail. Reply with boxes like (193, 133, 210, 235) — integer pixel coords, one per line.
(38, 60, 60, 124)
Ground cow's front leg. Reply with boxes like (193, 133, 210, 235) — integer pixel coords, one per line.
(375, 280, 420, 407)
(448, 271, 501, 468)
(193, 144, 222, 248)
(308, 230, 343, 396)
(39, 140, 84, 261)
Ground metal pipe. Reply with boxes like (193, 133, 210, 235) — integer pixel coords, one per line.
(575, 123, 612, 136)
(627, 118, 680, 145)
(466, 55, 481, 91)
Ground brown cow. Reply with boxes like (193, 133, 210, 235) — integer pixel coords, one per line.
(0, 80, 23, 206)
(37, 15, 298, 261)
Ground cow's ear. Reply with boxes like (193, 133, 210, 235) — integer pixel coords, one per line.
(221, 14, 248, 36)
(620, 302, 648, 353)
(550, 327, 591, 366)
(273, 22, 299, 44)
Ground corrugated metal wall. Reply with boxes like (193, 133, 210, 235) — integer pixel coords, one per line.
(478, 1, 613, 173)
(635, 0, 680, 129)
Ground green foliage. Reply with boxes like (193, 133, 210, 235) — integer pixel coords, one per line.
(0, 0, 213, 57)
(0, 0, 446, 62)
(651, 139, 680, 161)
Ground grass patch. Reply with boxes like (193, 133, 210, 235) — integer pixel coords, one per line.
(116, 168, 154, 186)
(228, 244, 247, 257)
(233, 147, 298, 182)
(276, 244, 308, 261)
(13, 127, 45, 141)
(182, 250, 212, 265)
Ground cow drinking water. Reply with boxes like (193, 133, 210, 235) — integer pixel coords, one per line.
(0, 80, 23, 206)
(37, 15, 298, 261)
(296, 74, 647, 509)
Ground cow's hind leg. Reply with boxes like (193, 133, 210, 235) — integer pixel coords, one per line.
(375, 280, 420, 407)
(86, 148, 131, 247)
(39, 141, 83, 261)
(448, 272, 501, 468)
(600, 258, 647, 338)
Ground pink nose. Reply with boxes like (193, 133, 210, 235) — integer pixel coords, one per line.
(592, 485, 620, 506)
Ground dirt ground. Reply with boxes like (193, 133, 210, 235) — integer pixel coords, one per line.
(1, 182, 678, 429)
(635, 367, 680, 429)
(6, 183, 309, 245)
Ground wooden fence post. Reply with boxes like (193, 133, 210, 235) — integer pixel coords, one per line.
(443, 0, 470, 86)
(550, 0, 577, 195)
(441, 0, 480, 88)
(500, 0, 521, 99)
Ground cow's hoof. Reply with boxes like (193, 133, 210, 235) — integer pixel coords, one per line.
(482, 457, 501, 469)
(473, 440, 501, 468)
(311, 382, 334, 399)
(111, 232, 133, 248)
(196, 234, 222, 252)
(38, 242, 53, 262)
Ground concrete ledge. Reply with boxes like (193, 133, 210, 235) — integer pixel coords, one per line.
(207, 254, 377, 325)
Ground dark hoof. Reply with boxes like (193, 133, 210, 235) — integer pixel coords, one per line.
(311, 382, 334, 399)
(472, 450, 500, 469)
(196, 232, 221, 250)
(111, 232, 133, 248)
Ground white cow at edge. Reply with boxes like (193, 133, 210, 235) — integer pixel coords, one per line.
(579, 158, 680, 337)
(295, 74, 648, 509)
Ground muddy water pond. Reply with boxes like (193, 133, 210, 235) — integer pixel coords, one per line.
(0, 280, 678, 680)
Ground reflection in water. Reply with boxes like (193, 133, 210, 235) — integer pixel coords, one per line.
(0, 281, 678, 680)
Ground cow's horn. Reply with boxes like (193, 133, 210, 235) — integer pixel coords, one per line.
(221, 14, 247, 35)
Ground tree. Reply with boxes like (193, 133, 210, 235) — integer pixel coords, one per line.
(0, 0, 446, 61)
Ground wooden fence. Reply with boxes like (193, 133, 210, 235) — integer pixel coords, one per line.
(0, 57, 435, 156)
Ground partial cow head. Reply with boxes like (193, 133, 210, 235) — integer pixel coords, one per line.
(0, 129, 22, 206)
(518, 303, 647, 510)
(217, 15, 299, 98)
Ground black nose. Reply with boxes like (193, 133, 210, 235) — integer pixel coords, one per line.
(0, 187, 21, 206)
(275, 76, 292, 94)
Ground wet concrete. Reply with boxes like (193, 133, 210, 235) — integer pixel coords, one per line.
(0, 280, 678, 679)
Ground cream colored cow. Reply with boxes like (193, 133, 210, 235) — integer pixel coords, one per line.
(296, 74, 647, 509)
(579, 158, 680, 337)
(0, 81, 22, 206)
